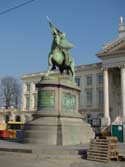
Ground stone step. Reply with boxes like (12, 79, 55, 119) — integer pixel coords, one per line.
(0, 147, 32, 153)
(0, 146, 86, 155)
(0, 140, 88, 160)
(0, 150, 83, 160)
(0, 144, 87, 160)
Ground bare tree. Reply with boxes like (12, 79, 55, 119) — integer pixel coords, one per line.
(0, 76, 21, 109)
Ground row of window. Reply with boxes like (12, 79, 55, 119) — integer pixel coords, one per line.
(26, 83, 30, 92)
(75, 73, 103, 86)
(25, 89, 103, 110)
(25, 94, 37, 110)
(25, 73, 103, 93)
(86, 89, 104, 106)
(24, 73, 103, 110)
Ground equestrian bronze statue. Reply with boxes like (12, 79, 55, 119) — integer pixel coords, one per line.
(47, 18, 75, 82)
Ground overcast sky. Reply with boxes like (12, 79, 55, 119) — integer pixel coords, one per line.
(0, 0, 125, 78)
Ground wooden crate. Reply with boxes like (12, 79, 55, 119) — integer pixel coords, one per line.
(87, 137, 119, 163)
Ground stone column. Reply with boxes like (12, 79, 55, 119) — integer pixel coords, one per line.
(21, 83, 26, 111)
(121, 65, 125, 117)
(93, 74, 98, 108)
(30, 82, 35, 110)
(103, 68, 110, 125)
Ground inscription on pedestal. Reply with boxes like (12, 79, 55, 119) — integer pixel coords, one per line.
(62, 92, 76, 110)
(38, 90, 55, 109)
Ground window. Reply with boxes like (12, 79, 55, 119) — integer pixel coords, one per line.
(86, 90, 93, 105)
(98, 89, 104, 106)
(97, 73, 103, 85)
(34, 94, 37, 109)
(15, 115, 21, 122)
(86, 75, 92, 85)
(26, 96, 30, 110)
(75, 77, 80, 86)
(26, 83, 30, 92)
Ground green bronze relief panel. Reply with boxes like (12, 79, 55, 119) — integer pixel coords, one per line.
(62, 92, 76, 110)
(38, 90, 55, 109)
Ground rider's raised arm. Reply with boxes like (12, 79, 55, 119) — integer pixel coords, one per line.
(47, 17, 61, 36)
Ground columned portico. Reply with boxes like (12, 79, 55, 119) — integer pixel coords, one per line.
(96, 16, 125, 126)
(103, 68, 110, 125)
(121, 65, 125, 117)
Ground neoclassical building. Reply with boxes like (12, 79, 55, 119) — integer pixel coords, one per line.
(21, 17, 125, 125)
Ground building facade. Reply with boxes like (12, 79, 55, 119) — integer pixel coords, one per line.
(21, 17, 125, 125)
(21, 63, 103, 121)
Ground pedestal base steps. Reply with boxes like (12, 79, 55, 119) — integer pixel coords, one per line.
(24, 115, 94, 145)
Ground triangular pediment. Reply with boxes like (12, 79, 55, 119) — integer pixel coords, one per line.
(97, 38, 125, 57)
(115, 43, 125, 51)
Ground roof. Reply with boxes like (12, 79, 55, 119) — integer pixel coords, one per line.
(21, 62, 102, 80)
(97, 37, 125, 57)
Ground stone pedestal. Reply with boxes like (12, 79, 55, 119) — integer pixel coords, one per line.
(24, 76, 94, 145)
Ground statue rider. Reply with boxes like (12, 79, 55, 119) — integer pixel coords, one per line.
(47, 18, 70, 66)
